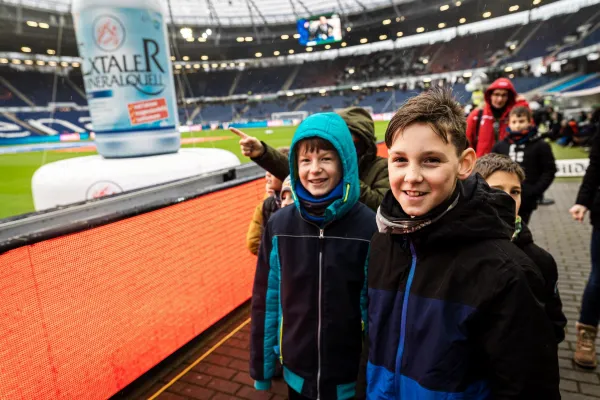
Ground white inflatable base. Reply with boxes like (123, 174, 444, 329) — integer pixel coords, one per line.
(31, 148, 241, 211)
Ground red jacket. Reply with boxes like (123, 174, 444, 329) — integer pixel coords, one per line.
(466, 78, 529, 157)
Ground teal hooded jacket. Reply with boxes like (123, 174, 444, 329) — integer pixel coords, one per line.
(250, 113, 377, 399)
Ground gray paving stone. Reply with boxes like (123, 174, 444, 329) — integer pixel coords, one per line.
(560, 369, 600, 384)
(580, 382, 600, 397)
(561, 349, 576, 359)
(561, 392, 600, 400)
(562, 379, 580, 393)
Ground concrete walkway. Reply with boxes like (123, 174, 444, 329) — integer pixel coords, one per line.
(530, 182, 599, 399)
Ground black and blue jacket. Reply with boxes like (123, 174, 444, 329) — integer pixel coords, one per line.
(492, 127, 557, 214)
(250, 113, 377, 400)
(366, 175, 560, 399)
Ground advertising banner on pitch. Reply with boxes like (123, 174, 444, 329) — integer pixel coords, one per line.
(555, 159, 589, 177)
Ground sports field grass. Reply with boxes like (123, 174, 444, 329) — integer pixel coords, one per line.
(0, 121, 589, 220)
(0, 124, 368, 220)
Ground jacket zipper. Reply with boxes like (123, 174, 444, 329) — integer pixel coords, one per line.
(279, 316, 284, 364)
(296, 212, 328, 400)
(394, 239, 417, 396)
(317, 228, 324, 400)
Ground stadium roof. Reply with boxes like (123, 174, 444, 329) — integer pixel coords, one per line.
(2, 0, 415, 26)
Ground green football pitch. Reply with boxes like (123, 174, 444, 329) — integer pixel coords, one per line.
(0, 120, 589, 220)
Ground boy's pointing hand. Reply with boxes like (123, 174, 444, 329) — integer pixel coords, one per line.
(231, 128, 265, 158)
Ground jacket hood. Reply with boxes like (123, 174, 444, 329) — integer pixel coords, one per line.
(485, 78, 517, 110)
(426, 174, 516, 243)
(379, 174, 515, 245)
(281, 175, 292, 195)
(288, 112, 361, 223)
(429, 174, 516, 242)
(336, 106, 377, 170)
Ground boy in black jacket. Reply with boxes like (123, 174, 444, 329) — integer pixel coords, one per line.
(492, 106, 557, 224)
(250, 113, 377, 400)
(474, 153, 566, 343)
(366, 88, 559, 399)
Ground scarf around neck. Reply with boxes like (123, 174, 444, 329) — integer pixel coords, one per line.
(512, 215, 522, 241)
(507, 126, 537, 145)
(376, 183, 461, 235)
(295, 181, 344, 224)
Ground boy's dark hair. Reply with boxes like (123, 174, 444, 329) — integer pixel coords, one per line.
(296, 137, 336, 157)
(509, 106, 533, 120)
(474, 153, 526, 182)
(277, 146, 290, 157)
(384, 87, 468, 155)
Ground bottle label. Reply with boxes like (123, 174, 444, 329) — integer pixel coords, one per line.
(74, 7, 178, 135)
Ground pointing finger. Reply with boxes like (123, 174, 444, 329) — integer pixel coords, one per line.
(230, 128, 249, 139)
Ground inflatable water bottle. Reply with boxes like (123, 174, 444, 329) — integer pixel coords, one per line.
(72, 0, 180, 158)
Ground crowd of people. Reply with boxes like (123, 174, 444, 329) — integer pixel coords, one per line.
(532, 104, 600, 148)
(229, 76, 600, 399)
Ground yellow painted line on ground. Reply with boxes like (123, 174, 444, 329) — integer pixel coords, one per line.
(148, 317, 251, 400)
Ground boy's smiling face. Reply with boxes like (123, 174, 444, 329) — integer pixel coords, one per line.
(297, 144, 342, 198)
(388, 122, 475, 217)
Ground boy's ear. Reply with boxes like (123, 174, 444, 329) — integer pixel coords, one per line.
(457, 148, 477, 180)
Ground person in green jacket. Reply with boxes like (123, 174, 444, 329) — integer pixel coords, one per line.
(231, 107, 389, 211)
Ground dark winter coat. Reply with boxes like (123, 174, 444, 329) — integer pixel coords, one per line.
(492, 129, 556, 214)
(261, 195, 280, 227)
(366, 174, 560, 399)
(513, 220, 566, 343)
(576, 129, 600, 226)
(250, 113, 377, 400)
